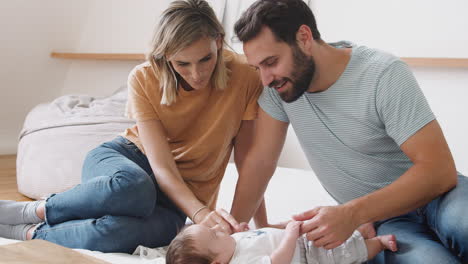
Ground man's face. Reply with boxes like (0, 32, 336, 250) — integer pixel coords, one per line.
(243, 26, 316, 103)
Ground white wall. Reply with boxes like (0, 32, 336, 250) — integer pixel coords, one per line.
(0, 1, 466, 175)
(0, 0, 91, 154)
(0, 1, 226, 154)
(314, 0, 468, 58)
(224, 0, 468, 174)
(60, 1, 173, 97)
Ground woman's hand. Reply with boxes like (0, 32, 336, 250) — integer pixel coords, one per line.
(199, 208, 247, 234)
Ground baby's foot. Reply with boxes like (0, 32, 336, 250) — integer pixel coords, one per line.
(358, 222, 376, 239)
(377, 234, 397, 252)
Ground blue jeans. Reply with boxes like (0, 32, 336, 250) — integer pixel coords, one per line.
(32, 136, 186, 253)
(369, 175, 468, 263)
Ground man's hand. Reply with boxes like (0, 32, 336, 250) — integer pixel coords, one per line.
(293, 205, 359, 249)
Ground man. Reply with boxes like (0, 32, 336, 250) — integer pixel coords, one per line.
(229, 0, 468, 263)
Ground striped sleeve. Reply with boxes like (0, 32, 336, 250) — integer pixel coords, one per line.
(258, 86, 290, 123)
(376, 61, 435, 145)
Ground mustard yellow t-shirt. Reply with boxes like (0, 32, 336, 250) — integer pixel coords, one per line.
(122, 50, 262, 208)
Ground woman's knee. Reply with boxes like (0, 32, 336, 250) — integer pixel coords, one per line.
(108, 169, 157, 216)
(113, 168, 156, 196)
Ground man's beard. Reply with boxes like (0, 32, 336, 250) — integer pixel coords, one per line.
(271, 45, 316, 103)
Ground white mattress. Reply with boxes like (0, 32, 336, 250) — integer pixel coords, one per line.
(1, 163, 335, 263)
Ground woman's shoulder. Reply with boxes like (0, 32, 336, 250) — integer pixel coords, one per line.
(129, 61, 160, 85)
(224, 50, 258, 80)
(129, 61, 153, 79)
(224, 50, 247, 68)
(128, 61, 161, 96)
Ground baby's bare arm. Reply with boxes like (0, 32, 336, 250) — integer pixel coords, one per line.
(270, 221, 302, 264)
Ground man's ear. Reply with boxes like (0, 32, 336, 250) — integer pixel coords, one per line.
(296, 24, 313, 50)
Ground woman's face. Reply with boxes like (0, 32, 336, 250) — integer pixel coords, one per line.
(169, 36, 221, 90)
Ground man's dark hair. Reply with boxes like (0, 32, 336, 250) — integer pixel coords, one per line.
(234, 0, 321, 44)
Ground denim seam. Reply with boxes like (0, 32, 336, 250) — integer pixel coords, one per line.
(43, 194, 57, 224)
(31, 222, 46, 239)
(34, 220, 101, 234)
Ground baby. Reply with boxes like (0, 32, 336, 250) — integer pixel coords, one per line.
(166, 221, 397, 264)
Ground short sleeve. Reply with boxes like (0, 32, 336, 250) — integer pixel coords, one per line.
(258, 86, 290, 123)
(125, 66, 159, 122)
(242, 68, 263, 120)
(376, 61, 435, 146)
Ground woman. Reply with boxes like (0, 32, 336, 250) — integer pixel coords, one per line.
(0, 0, 262, 253)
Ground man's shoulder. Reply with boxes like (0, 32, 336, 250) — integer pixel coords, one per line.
(351, 43, 402, 74)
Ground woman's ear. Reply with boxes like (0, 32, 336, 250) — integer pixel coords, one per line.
(216, 35, 223, 51)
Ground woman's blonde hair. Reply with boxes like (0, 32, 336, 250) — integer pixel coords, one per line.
(148, 0, 229, 105)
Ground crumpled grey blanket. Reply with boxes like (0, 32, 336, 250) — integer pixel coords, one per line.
(132, 245, 167, 263)
(20, 86, 134, 139)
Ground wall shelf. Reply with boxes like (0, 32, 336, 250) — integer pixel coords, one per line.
(401, 57, 468, 68)
(50, 52, 468, 67)
(51, 52, 145, 61)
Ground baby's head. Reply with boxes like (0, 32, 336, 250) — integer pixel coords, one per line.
(166, 224, 236, 264)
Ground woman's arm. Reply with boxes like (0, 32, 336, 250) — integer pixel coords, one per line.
(138, 119, 239, 231)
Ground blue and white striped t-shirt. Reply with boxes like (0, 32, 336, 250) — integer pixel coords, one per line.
(258, 41, 437, 203)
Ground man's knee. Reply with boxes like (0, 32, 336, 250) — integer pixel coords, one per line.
(370, 241, 459, 264)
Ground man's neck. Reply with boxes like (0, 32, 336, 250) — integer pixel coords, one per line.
(307, 43, 352, 93)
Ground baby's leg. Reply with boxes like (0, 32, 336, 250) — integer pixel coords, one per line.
(365, 234, 397, 260)
(357, 222, 376, 239)
(306, 231, 370, 264)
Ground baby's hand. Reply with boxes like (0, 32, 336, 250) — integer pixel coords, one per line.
(285, 220, 302, 238)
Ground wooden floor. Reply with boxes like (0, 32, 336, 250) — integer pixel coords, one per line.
(0, 155, 33, 201)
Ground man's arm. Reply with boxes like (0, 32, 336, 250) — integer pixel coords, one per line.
(253, 198, 268, 228)
(297, 120, 458, 249)
(232, 119, 266, 227)
(351, 120, 457, 221)
(230, 108, 289, 224)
